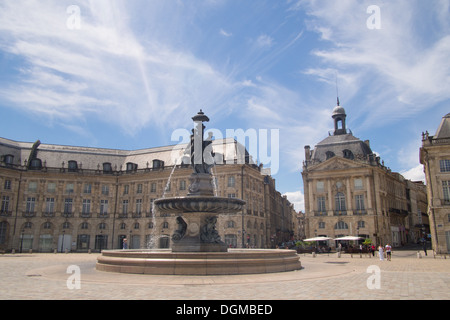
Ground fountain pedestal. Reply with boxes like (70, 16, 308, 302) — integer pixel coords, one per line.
(171, 211, 227, 253)
(95, 110, 302, 275)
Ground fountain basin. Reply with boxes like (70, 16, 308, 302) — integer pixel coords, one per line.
(154, 196, 246, 214)
(96, 249, 302, 275)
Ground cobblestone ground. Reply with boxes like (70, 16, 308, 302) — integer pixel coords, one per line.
(0, 249, 448, 300)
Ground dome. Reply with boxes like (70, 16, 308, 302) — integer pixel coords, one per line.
(332, 105, 346, 117)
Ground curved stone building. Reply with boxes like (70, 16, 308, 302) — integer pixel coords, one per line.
(0, 137, 295, 253)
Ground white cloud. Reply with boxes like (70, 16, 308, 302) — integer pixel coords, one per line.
(0, 1, 235, 135)
(219, 29, 232, 37)
(256, 34, 274, 48)
(301, 0, 450, 127)
(401, 165, 425, 182)
(283, 190, 304, 212)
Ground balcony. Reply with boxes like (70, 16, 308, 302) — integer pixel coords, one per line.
(314, 211, 328, 217)
(333, 210, 347, 216)
(0, 211, 12, 217)
(23, 211, 36, 218)
(353, 210, 367, 216)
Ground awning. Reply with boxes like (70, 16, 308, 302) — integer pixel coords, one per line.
(302, 236, 333, 242)
(334, 236, 364, 241)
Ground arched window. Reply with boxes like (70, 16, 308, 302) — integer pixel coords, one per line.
(148, 222, 154, 229)
(68, 160, 78, 172)
(326, 151, 335, 160)
(162, 222, 169, 229)
(103, 162, 112, 174)
(43, 222, 52, 229)
(335, 192, 347, 214)
(335, 221, 349, 230)
(343, 149, 354, 160)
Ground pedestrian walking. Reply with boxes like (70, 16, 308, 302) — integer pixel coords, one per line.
(422, 239, 427, 256)
(378, 245, 384, 260)
(371, 244, 376, 257)
(385, 243, 392, 261)
(122, 238, 128, 250)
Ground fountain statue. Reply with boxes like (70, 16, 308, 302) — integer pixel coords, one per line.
(96, 110, 301, 275)
(154, 110, 246, 252)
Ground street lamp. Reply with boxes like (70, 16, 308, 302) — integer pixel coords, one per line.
(60, 230, 65, 253)
(20, 229, 24, 253)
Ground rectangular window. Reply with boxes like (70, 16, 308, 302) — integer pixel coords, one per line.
(137, 184, 143, 194)
(180, 180, 186, 191)
(83, 184, 92, 194)
(47, 182, 56, 193)
(82, 199, 91, 214)
(100, 200, 108, 215)
(101, 185, 109, 196)
(64, 199, 73, 214)
(122, 200, 129, 214)
(45, 198, 55, 214)
(228, 176, 235, 188)
(354, 178, 363, 190)
(443, 181, 450, 202)
(355, 195, 365, 210)
(26, 197, 36, 213)
(151, 183, 157, 193)
(1, 196, 10, 213)
(4, 180, 11, 190)
(316, 181, 325, 192)
(440, 160, 450, 172)
(123, 185, 129, 195)
(66, 183, 74, 194)
(135, 199, 142, 214)
(317, 196, 326, 213)
(335, 193, 346, 212)
(28, 182, 37, 192)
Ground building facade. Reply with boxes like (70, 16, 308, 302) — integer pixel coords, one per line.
(0, 137, 295, 253)
(302, 102, 427, 248)
(420, 113, 450, 253)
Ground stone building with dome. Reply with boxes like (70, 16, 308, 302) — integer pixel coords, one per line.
(420, 113, 450, 254)
(302, 101, 428, 248)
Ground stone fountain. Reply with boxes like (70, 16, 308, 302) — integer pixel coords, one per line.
(96, 111, 301, 275)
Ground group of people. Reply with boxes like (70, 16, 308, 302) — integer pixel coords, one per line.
(370, 243, 392, 261)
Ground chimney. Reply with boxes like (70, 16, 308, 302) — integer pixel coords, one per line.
(304, 145, 311, 161)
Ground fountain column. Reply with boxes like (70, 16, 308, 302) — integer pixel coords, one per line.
(154, 110, 245, 252)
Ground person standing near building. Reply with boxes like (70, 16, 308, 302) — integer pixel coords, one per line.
(385, 243, 392, 261)
(123, 238, 128, 250)
(378, 245, 384, 260)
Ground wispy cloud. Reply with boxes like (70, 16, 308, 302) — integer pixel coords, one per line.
(219, 29, 232, 37)
(299, 0, 450, 127)
(0, 0, 235, 135)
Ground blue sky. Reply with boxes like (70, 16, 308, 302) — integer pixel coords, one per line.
(1, 0, 449, 211)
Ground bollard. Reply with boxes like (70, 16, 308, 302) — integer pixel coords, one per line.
(11, 249, 15, 254)
(54, 249, 57, 254)
(312, 252, 316, 258)
(88, 249, 92, 254)
(417, 251, 422, 259)
(337, 251, 341, 258)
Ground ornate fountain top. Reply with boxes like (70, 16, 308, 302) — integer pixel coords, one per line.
(190, 110, 214, 175)
(192, 109, 210, 123)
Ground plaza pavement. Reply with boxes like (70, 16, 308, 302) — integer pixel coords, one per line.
(0, 247, 448, 300)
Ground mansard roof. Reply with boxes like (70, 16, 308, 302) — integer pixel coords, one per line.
(434, 113, 450, 139)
